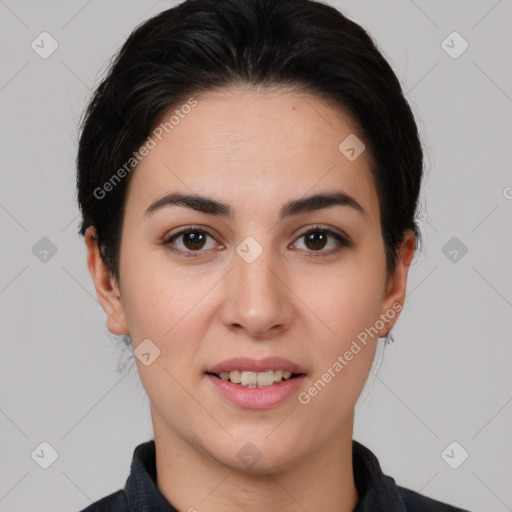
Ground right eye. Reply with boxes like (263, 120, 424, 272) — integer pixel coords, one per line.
(163, 227, 223, 258)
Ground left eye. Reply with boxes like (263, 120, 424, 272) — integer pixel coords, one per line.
(163, 226, 349, 258)
(292, 227, 349, 256)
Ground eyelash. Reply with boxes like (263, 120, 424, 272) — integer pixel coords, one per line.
(162, 225, 351, 259)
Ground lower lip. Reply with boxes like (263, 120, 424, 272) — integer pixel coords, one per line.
(205, 373, 306, 409)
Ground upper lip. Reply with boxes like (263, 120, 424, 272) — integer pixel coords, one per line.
(206, 356, 307, 375)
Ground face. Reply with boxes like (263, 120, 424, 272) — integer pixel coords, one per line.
(86, 87, 414, 474)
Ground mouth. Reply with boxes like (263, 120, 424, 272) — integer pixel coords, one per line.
(205, 369, 304, 388)
(204, 356, 307, 408)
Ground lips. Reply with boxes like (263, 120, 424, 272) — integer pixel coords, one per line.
(205, 356, 307, 375)
(204, 356, 308, 407)
(205, 371, 307, 409)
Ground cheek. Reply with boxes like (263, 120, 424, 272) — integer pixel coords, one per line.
(298, 278, 381, 420)
(119, 260, 221, 386)
(312, 263, 385, 342)
(121, 269, 207, 406)
(302, 259, 384, 391)
(121, 275, 173, 340)
(122, 274, 207, 347)
(118, 238, 202, 339)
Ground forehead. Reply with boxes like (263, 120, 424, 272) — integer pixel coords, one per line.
(124, 87, 380, 225)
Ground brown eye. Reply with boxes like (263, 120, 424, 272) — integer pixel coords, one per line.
(163, 228, 219, 258)
(304, 230, 328, 251)
(180, 231, 207, 250)
(293, 226, 350, 257)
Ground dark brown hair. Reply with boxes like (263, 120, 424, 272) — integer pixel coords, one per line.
(77, 0, 424, 287)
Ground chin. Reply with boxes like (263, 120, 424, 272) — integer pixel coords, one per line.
(213, 431, 304, 475)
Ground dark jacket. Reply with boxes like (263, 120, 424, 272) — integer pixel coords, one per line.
(79, 440, 470, 511)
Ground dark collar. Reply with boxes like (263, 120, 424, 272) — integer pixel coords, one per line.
(352, 440, 407, 511)
(123, 439, 407, 511)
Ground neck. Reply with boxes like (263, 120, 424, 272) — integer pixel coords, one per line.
(153, 412, 359, 512)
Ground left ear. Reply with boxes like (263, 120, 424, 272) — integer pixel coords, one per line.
(378, 229, 416, 336)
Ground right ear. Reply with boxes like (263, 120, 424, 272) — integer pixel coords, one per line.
(84, 226, 130, 336)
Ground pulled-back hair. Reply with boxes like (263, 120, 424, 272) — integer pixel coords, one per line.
(77, 0, 424, 284)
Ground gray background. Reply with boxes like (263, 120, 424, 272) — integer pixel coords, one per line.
(0, 1, 511, 511)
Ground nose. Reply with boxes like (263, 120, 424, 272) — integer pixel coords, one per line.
(220, 244, 293, 339)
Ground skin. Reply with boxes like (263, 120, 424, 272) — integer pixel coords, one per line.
(85, 86, 415, 512)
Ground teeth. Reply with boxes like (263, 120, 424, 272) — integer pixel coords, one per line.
(273, 369, 283, 382)
(229, 370, 241, 383)
(216, 369, 297, 387)
(257, 370, 274, 387)
(240, 371, 258, 386)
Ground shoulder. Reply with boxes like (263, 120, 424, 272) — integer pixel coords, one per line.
(77, 489, 128, 512)
(397, 485, 470, 512)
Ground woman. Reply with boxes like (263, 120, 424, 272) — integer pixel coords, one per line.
(77, 0, 469, 510)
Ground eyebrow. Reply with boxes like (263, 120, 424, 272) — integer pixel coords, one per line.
(145, 191, 366, 220)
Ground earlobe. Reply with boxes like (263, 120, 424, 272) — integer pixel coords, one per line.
(84, 226, 130, 336)
(379, 230, 416, 336)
